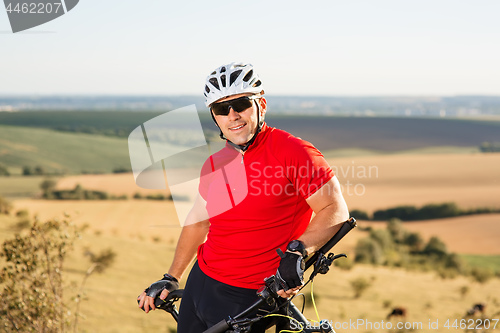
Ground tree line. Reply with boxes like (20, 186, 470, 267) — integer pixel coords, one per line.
(351, 202, 500, 221)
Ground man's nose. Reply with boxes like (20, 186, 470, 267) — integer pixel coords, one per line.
(227, 107, 240, 120)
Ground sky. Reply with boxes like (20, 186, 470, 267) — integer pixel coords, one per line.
(1, 0, 500, 96)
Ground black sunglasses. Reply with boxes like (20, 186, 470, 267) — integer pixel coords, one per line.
(210, 95, 260, 116)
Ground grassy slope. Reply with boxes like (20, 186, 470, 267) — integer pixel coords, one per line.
(0, 125, 130, 174)
(461, 255, 500, 271)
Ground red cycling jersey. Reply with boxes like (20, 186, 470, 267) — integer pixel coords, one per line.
(197, 123, 334, 289)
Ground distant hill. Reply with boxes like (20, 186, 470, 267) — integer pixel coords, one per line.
(2, 95, 500, 116)
(265, 115, 500, 152)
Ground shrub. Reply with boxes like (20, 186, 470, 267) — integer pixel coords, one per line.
(350, 277, 372, 298)
(350, 209, 370, 220)
(22, 165, 33, 175)
(40, 178, 57, 198)
(0, 218, 79, 332)
(437, 267, 459, 279)
(15, 209, 29, 218)
(444, 253, 465, 273)
(387, 218, 406, 243)
(422, 236, 447, 258)
(146, 193, 167, 200)
(0, 164, 10, 176)
(370, 229, 395, 252)
(459, 285, 469, 299)
(34, 165, 45, 175)
(0, 196, 13, 215)
(12, 219, 31, 231)
(355, 238, 384, 265)
(470, 266, 494, 284)
(480, 141, 500, 152)
(403, 232, 424, 253)
(112, 167, 131, 173)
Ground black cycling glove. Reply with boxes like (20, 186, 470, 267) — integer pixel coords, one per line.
(275, 252, 305, 291)
(145, 273, 179, 298)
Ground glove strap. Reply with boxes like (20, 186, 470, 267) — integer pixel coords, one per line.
(163, 273, 178, 282)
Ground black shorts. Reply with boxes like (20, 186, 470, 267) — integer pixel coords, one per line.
(177, 262, 282, 333)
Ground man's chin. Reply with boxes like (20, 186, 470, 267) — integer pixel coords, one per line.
(227, 136, 250, 146)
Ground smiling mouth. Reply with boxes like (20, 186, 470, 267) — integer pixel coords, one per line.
(229, 124, 246, 131)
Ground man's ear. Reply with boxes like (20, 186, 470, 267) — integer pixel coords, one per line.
(259, 97, 267, 116)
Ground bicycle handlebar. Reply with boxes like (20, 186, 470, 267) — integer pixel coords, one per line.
(305, 217, 356, 270)
(203, 318, 231, 333)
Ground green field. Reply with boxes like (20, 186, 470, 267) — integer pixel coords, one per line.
(0, 125, 130, 174)
(461, 254, 500, 272)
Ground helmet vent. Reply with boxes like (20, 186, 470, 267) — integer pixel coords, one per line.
(220, 67, 226, 73)
(253, 80, 262, 87)
(230, 70, 242, 86)
(221, 74, 226, 87)
(209, 78, 220, 90)
(211, 71, 216, 75)
(243, 70, 253, 82)
(205, 85, 210, 93)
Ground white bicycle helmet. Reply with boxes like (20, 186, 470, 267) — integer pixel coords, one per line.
(204, 62, 264, 107)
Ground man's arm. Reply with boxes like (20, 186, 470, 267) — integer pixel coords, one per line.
(277, 175, 348, 298)
(168, 193, 210, 280)
(138, 193, 210, 313)
(300, 175, 349, 255)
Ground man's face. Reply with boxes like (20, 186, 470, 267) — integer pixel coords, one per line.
(211, 93, 267, 146)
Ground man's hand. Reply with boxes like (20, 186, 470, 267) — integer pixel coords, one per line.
(275, 251, 305, 298)
(137, 274, 179, 313)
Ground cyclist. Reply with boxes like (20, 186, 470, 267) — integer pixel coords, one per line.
(137, 62, 349, 332)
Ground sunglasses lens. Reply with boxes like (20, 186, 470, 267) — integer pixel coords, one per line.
(211, 97, 254, 116)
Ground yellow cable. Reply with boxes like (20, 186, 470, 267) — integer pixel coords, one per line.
(310, 280, 320, 322)
(260, 281, 322, 333)
(262, 313, 304, 333)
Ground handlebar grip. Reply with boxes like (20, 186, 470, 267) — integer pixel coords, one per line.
(138, 289, 184, 311)
(305, 217, 356, 270)
(202, 318, 231, 333)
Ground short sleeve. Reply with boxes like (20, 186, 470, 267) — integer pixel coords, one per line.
(274, 134, 334, 199)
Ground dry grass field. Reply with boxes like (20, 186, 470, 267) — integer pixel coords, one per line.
(2, 212, 499, 333)
(330, 153, 500, 213)
(3, 152, 500, 332)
